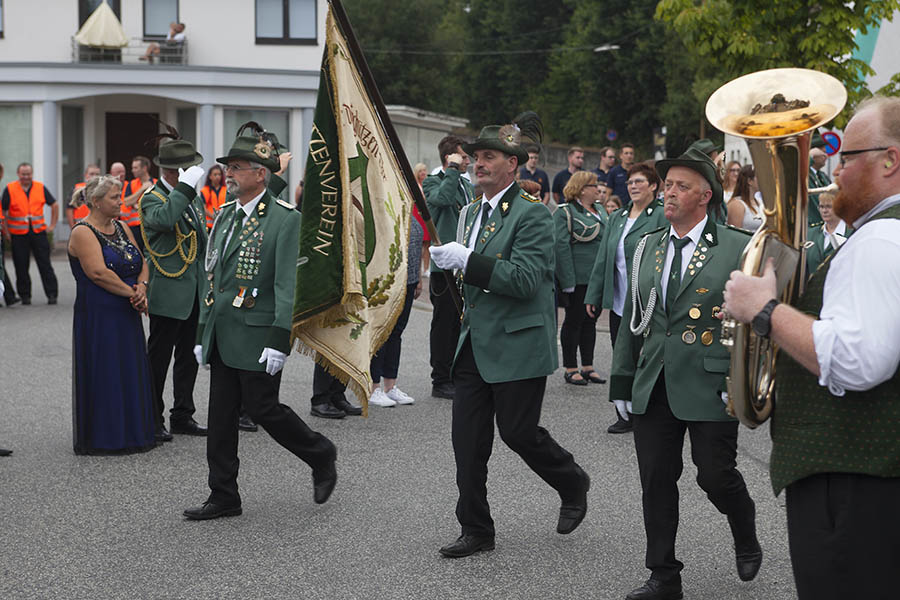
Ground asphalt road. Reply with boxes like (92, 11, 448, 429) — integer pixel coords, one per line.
(0, 256, 797, 599)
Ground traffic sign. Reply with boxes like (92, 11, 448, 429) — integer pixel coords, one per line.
(821, 131, 841, 156)
(606, 129, 618, 142)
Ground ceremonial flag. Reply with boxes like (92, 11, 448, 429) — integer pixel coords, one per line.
(292, 1, 412, 410)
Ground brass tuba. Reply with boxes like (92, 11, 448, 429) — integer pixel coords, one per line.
(705, 68, 847, 428)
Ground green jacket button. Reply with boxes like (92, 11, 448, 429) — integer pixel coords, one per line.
(666, 331, 671, 336)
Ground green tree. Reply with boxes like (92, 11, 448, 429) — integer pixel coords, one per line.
(656, 0, 900, 126)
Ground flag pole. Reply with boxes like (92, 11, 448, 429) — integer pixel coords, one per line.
(327, 0, 464, 317)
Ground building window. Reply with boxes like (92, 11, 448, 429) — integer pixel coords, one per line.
(144, 0, 178, 38)
(256, 0, 316, 45)
(79, 0, 121, 28)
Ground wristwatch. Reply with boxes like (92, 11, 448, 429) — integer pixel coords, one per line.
(751, 298, 780, 338)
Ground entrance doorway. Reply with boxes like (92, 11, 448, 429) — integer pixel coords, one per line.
(105, 113, 160, 179)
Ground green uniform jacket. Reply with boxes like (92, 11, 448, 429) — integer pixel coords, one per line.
(140, 181, 208, 320)
(610, 218, 750, 421)
(584, 200, 667, 311)
(554, 201, 607, 288)
(453, 183, 558, 383)
(197, 193, 300, 372)
(805, 222, 852, 277)
(423, 168, 474, 273)
(807, 168, 830, 226)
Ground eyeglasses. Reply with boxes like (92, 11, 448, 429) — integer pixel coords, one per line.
(729, 167, 741, 173)
(224, 164, 260, 173)
(626, 178, 648, 186)
(583, 184, 598, 188)
(839, 147, 890, 167)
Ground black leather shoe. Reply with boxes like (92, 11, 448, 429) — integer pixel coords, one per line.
(171, 419, 208, 436)
(625, 578, 683, 600)
(5, 296, 20, 307)
(21, 298, 31, 305)
(47, 297, 57, 305)
(736, 543, 763, 581)
(607, 417, 633, 434)
(558, 466, 590, 534)
(431, 383, 455, 400)
(0, 448, 12, 457)
(155, 426, 173, 442)
(333, 397, 362, 416)
(238, 414, 258, 432)
(439, 534, 495, 558)
(183, 501, 242, 521)
(311, 403, 346, 419)
(312, 446, 337, 504)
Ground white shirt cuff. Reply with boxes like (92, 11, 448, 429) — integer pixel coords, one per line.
(812, 318, 845, 397)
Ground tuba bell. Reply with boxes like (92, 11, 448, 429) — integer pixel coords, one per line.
(705, 68, 847, 428)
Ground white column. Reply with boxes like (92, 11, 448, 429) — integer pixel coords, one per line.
(198, 103, 215, 171)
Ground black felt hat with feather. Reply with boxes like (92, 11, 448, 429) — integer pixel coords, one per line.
(462, 111, 543, 164)
(148, 117, 203, 169)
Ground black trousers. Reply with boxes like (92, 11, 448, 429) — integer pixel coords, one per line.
(452, 338, 582, 537)
(147, 300, 199, 427)
(560, 284, 598, 368)
(609, 310, 622, 348)
(633, 373, 755, 581)
(786, 472, 900, 600)
(429, 271, 460, 387)
(310, 362, 347, 407)
(207, 344, 335, 506)
(10, 230, 58, 300)
(2, 245, 15, 304)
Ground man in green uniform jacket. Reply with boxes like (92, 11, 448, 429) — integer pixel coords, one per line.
(611, 147, 761, 600)
(430, 114, 589, 559)
(423, 134, 474, 400)
(140, 138, 209, 441)
(184, 133, 336, 521)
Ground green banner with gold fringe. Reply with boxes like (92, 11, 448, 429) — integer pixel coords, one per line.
(292, 4, 411, 410)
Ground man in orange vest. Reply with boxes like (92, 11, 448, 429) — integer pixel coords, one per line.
(1, 162, 59, 305)
(66, 164, 101, 228)
(122, 155, 156, 252)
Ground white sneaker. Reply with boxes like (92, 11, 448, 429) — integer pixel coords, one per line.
(386, 386, 415, 405)
(369, 387, 396, 407)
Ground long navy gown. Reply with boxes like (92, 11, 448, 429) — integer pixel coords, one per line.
(70, 221, 156, 455)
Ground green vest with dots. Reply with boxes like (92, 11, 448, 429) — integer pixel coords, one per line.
(770, 203, 900, 495)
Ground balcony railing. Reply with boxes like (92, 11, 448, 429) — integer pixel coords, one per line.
(71, 37, 189, 65)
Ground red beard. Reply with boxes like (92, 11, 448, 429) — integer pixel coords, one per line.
(833, 175, 879, 224)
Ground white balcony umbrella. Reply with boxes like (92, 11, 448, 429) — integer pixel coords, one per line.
(74, 1, 128, 48)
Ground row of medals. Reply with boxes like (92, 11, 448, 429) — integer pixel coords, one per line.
(682, 304, 721, 346)
(205, 271, 257, 309)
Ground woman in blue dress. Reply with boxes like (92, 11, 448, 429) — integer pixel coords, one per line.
(68, 175, 156, 455)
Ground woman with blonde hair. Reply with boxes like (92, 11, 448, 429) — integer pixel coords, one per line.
(412, 162, 431, 275)
(68, 175, 156, 455)
(555, 170, 607, 385)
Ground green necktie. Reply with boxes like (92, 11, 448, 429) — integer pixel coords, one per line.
(224, 208, 244, 257)
(666, 236, 692, 314)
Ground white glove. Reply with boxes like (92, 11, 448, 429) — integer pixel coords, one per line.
(429, 242, 472, 271)
(258, 347, 286, 376)
(178, 165, 205, 188)
(613, 400, 633, 421)
(562, 287, 575, 293)
(193, 344, 209, 370)
(721, 391, 729, 406)
(0, 280, 4, 297)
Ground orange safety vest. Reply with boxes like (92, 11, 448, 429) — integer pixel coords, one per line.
(5, 181, 47, 235)
(200, 185, 227, 229)
(72, 182, 89, 221)
(120, 178, 155, 227)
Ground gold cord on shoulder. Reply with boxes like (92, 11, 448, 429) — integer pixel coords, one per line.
(139, 190, 199, 278)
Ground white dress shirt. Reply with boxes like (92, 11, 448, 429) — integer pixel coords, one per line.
(821, 220, 848, 251)
(466, 181, 514, 250)
(612, 217, 637, 315)
(812, 194, 900, 396)
(661, 216, 707, 304)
